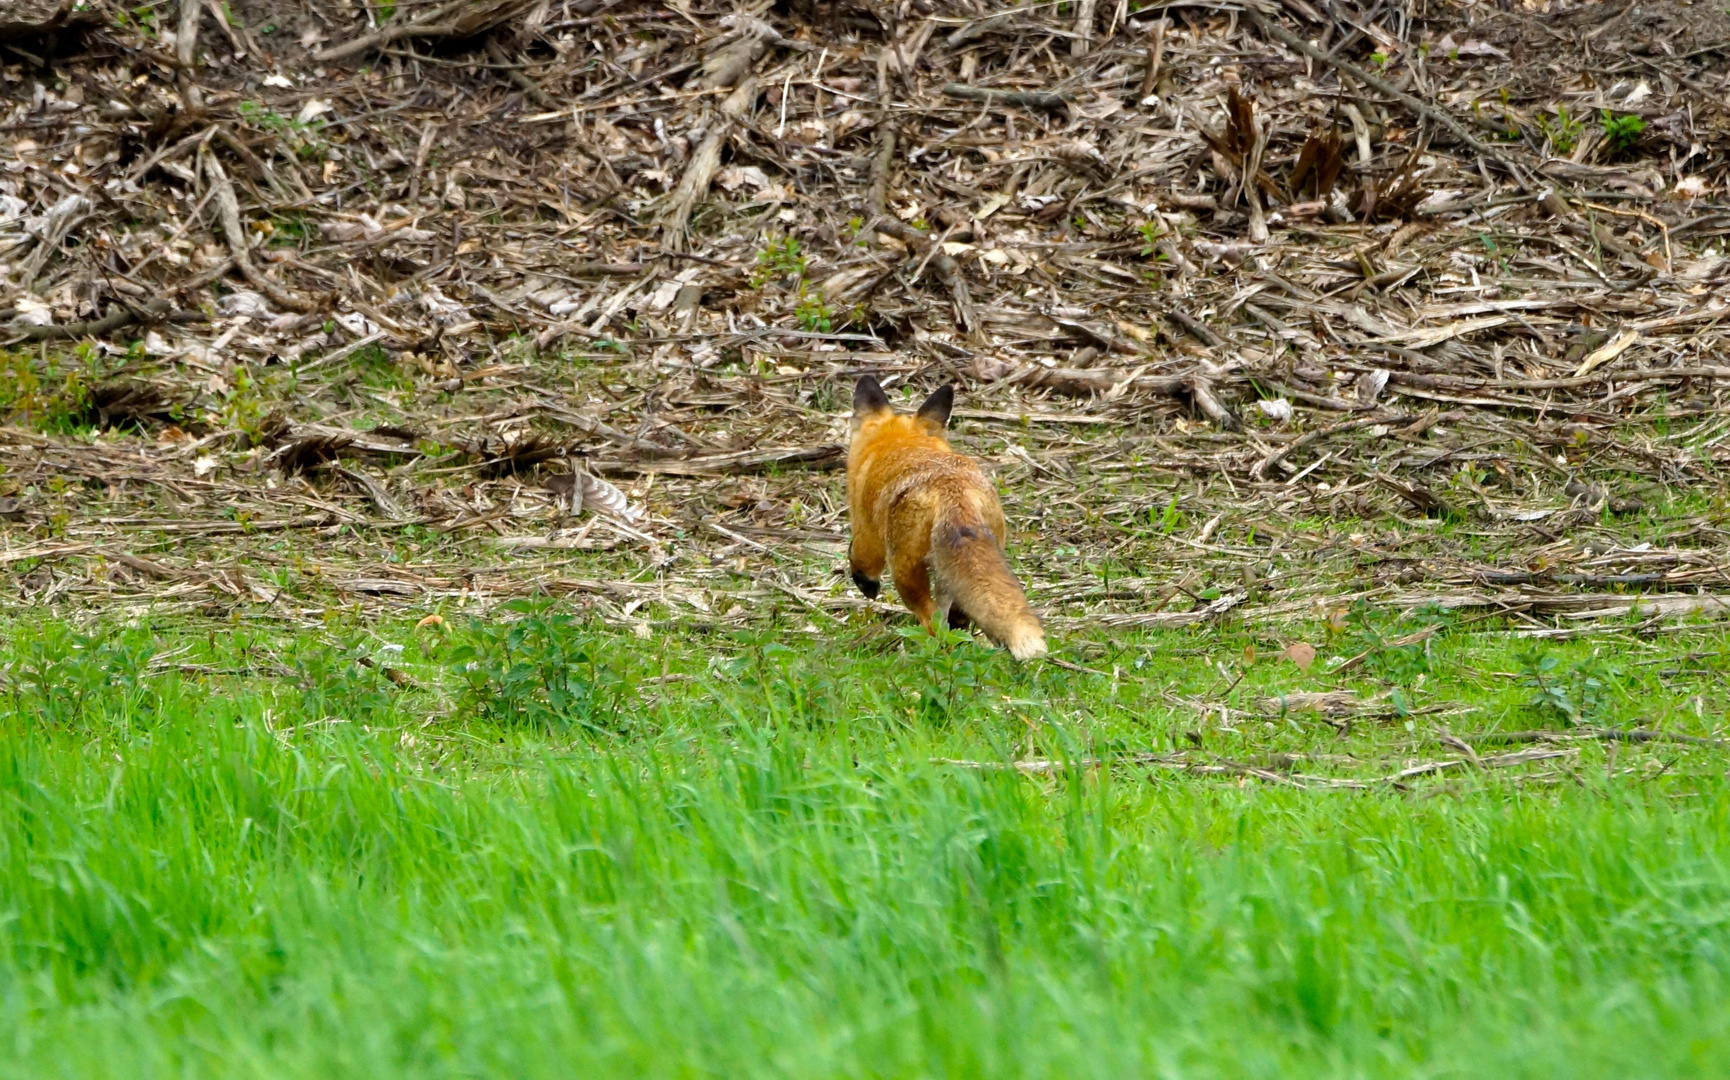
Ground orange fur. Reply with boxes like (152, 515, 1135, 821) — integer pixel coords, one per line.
(846, 378, 1046, 660)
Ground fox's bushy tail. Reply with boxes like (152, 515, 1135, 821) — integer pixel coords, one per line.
(928, 505, 1046, 660)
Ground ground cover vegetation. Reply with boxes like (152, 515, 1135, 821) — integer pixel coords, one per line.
(0, 613, 1728, 1078)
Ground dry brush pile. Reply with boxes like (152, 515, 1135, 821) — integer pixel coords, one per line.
(0, 0, 1728, 641)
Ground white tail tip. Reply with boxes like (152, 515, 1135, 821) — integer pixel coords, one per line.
(1007, 630, 1047, 661)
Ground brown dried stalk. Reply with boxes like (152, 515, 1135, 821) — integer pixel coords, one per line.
(201, 154, 321, 313)
(659, 78, 760, 253)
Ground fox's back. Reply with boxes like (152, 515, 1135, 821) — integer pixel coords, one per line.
(848, 417, 994, 526)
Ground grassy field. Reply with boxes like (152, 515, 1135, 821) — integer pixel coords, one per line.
(0, 608, 1726, 1078)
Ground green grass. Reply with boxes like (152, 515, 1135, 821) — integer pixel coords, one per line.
(0, 609, 1728, 1076)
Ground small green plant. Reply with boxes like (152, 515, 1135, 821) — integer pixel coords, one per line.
(719, 643, 849, 728)
(752, 234, 842, 335)
(1137, 220, 1164, 257)
(794, 289, 835, 333)
(1539, 106, 1583, 154)
(116, 4, 161, 38)
(0, 349, 92, 434)
(750, 235, 807, 288)
(1601, 110, 1646, 157)
(894, 621, 998, 725)
(447, 603, 628, 733)
(1447, 462, 1490, 494)
(7, 625, 163, 727)
(1152, 495, 1183, 535)
(1370, 51, 1390, 67)
(290, 642, 398, 722)
(269, 214, 311, 247)
(1518, 649, 1621, 727)
(218, 367, 270, 447)
(1340, 602, 1451, 684)
(237, 100, 327, 159)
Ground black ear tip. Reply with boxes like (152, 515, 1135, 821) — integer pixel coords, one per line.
(853, 375, 890, 412)
(920, 385, 955, 406)
(915, 384, 955, 428)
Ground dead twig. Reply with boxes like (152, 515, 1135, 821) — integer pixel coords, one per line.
(940, 83, 1070, 114)
(1252, 414, 1409, 480)
(201, 154, 321, 313)
(870, 128, 978, 336)
(3, 299, 180, 342)
(1466, 728, 1729, 749)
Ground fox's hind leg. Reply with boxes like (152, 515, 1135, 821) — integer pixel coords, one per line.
(890, 548, 937, 631)
(928, 574, 967, 631)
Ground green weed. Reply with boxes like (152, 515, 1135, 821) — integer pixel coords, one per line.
(0, 347, 93, 434)
(794, 288, 835, 333)
(290, 640, 400, 723)
(215, 366, 272, 447)
(892, 621, 1010, 725)
(1518, 647, 1620, 727)
(4, 624, 163, 727)
(446, 602, 629, 733)
(268, 214, 312, 247)
(1152, 494, 1184, 535)
(1339, 600, 1451, 684)
(1539, 106, 1583, 155)
(1601, 110, 1647, 157)
(237, 100, 327, 160)
(1137, 219, 1163, 257)
(114, 4, 159, 38)
(750, 234, 807, 288)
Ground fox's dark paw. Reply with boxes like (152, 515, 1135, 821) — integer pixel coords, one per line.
(947, 606, 972, 631)
(851, 570, 881, 599)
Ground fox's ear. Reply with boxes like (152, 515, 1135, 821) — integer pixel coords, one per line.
(853, 375, 890, 418)
(914, 385, 954, 433)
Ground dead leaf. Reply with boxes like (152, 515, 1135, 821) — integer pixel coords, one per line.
(1279, 642, 1317, 671)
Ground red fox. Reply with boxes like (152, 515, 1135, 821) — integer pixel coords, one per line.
(847, 376, 1046, 660)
